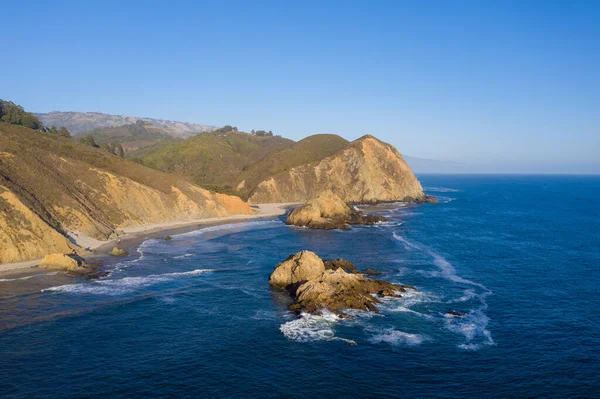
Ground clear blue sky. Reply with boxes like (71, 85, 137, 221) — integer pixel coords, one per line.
(2, 0, 599, 173)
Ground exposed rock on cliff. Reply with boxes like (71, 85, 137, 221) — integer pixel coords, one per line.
(269, 251, 415, 315)
(39, 253, 89, 273)
(285, 190, 386, 229)
(0, 123, 255, 264)
(250, 135, 430, 204)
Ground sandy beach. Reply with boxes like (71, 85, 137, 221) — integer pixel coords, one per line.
(0, 203, 297, 277)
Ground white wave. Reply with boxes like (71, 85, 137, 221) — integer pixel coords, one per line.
(43, 269, 214, 296)
(369, 329, 428, 346)
(173, 253, 194, 259)
(0, 272, 60, 282)
(427, 250, 490, 292)
(436, 196, 456, 203)
(392, 233, 422, 250)
(175, 220, 281, 238)
(447, 289, 478, 303)
(374, 221, 403, 227)
(445, 307, 495, 350)
(390, 233, 494, 349)
(159, 296, 176, 305)
(380, 289, 439, 320)
(423, 187, 460, 193)
(251, 310, 277, 321)
(280, 311, 355, 344)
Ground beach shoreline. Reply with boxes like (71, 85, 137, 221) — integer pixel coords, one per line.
(0, 203, 297, 278)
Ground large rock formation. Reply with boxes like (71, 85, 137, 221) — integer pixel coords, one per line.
(0, 123, 255, 264)
(269, 251, 415, 315)
(39, 253, 89, 273)
(286, 190, 386, 229)
(249, 135, 430, 204)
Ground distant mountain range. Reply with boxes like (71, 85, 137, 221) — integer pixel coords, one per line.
(35, 111, 468, 174)
(35, 111, 217, 137)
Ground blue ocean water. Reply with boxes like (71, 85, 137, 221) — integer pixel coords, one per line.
(1, 175, 599, 398)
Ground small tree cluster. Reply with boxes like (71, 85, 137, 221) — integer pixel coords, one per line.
(253, 130, 273, 137)
(48, 125, 71, 138)
(212, 125, 238, 134)
(80, 135, 100, 148)
(0, 100, 43, 130)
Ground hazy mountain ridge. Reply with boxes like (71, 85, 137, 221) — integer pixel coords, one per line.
(35, 111, 217, 137)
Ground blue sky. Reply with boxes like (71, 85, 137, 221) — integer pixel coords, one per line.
(2, 0, 599, 173)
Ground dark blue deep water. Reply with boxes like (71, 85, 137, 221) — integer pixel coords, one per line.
(1, 175, 599, 398)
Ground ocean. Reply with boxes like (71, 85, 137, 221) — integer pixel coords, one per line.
(1, 175, 599, 398)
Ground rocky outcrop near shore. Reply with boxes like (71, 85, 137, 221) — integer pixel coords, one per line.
(39, 253, 90, 273)
(285, 190, 386, 229)
(250, 135, 431, 204)
(269, 250, 415, 315)
(0, 123, 255, 264)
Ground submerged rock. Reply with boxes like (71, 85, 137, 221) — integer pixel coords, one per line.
(285, 190, 386, 230)
(446, 310, 467, 318)
(165, 235, 173, 241)
(109, 247, 129, 257)
(269, 251, 414, 315)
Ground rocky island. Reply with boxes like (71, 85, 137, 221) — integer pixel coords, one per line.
(269, 250, 415, 315)
(285, 190, 386, 229)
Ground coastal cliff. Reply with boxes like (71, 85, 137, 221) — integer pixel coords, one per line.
(249, 135, 427, 204)
(0, 123, 254, 264)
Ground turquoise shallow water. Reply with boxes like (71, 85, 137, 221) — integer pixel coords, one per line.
(1, 175, 599, 398)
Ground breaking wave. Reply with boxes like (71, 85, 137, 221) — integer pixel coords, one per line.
(369, 328, 429, 346)
(280, 311, 356, 345)
(0, 272, 60, 282)
(43, 269, 214, 296)
(423, 187, 460, 193)
(174, 220, 281, 238)
(392, 233, 494, 350)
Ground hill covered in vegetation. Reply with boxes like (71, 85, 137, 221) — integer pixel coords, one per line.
(83, 120, 175, 152)
(0, 119, 253, 264)
(0, 100, 43, 130)
(130, 127, 296, 195)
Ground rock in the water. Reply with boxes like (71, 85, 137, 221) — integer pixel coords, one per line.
(362, 268, 382, 275)
(286, 190, 386, 230)
(446, 310, 467, 318)
(269, 251, 414, 315)
(268, 250, 325, 289)
(109, 247, 129, 257)
(165, 235, 173, 241)
(40, 253, 87, 272)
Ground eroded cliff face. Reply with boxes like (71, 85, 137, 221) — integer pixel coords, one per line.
(0, 183, 76, 264)
(248, 135, 426, 204)
(0, 126, 254, 264)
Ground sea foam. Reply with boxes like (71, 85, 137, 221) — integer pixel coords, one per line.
(369, 328, 429, 346)
(44, 269, 214, 296)
(280, 311, 356, 345)
(0, 272, 60, 283)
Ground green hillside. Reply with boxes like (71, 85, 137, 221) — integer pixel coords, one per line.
(84, 121, 175, 152)
(131, 128, 295, 195)
(238, 134, 349, 198)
